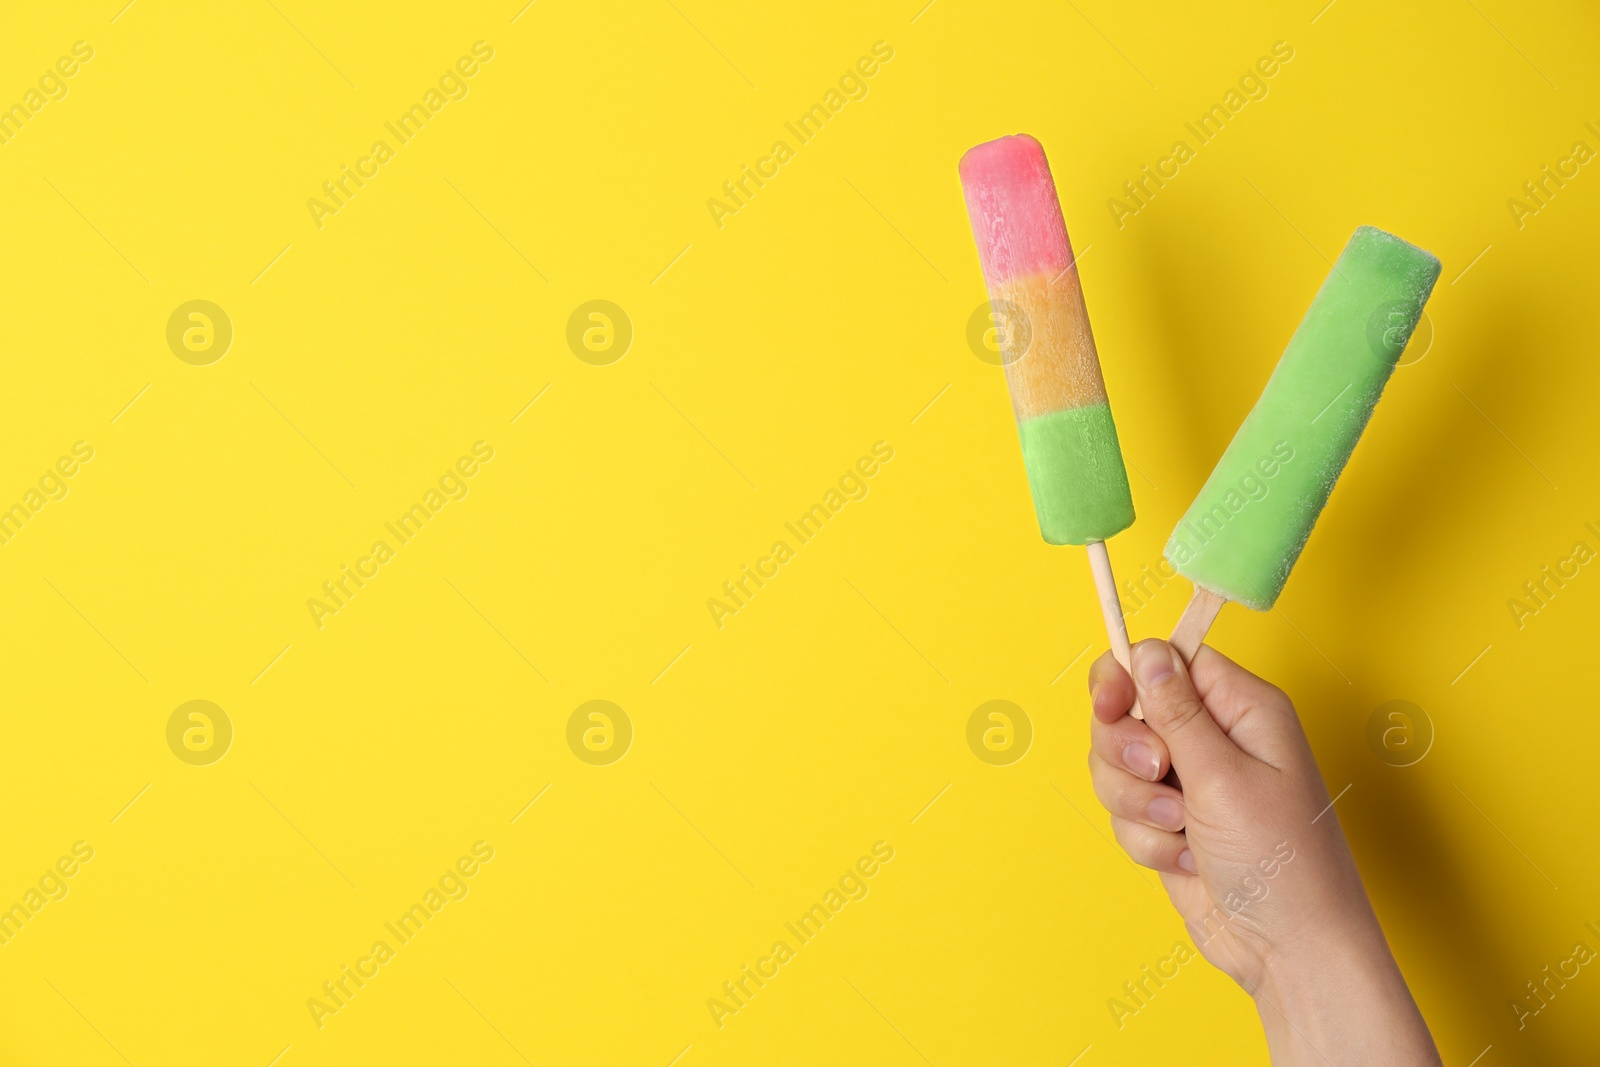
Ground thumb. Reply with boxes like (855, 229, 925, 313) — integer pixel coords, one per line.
(1131, 639, 1238, 776)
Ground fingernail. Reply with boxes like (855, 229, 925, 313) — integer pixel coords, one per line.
(1134, 642, 1174, 688)
(1124, 742, 1160, 781)
(1148, 796, 1185, 831)
(1089, 683, 1103, 712)
(1177, 849, 1197, 873)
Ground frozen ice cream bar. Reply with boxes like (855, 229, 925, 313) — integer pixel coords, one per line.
(961, 134, 1141, 713)
(1168, 226, 1442, 657)
(960, 134, 1135, 546)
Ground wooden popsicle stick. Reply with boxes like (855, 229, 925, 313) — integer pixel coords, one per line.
(1085, 540, 1142, 720)
(1170, 586, 1226, 664)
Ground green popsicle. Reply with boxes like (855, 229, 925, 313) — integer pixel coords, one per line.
(1166, 226, 1441, 612)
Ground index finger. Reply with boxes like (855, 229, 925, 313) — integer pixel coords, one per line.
(1087, 651, 1172, 782)
(1088, 650, 1135, 725)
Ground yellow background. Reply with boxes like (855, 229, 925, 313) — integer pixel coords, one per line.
(1, 0, 1596, 1063)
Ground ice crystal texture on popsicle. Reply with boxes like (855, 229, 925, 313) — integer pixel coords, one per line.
(1165, 226, 1441, 609)
(959, 134, 1135, 545)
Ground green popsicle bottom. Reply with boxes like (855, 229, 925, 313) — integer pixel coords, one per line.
(1165, 226, 1441, 609)
(1016, 402, 1135, 545)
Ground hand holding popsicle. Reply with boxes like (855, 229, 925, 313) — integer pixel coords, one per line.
(1088, 643, 1444, 1065)
(957, 134, 1446, 1061)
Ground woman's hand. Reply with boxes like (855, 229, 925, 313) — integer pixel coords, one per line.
(1087, 638, 1442, 1065)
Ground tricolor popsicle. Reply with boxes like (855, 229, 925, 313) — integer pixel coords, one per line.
(960, 134, 1139, 697)
(959, 135, 1135, 545)
(1168, 226, 1442, 659)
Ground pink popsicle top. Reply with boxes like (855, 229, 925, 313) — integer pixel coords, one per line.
(958, 134, 1075, 284)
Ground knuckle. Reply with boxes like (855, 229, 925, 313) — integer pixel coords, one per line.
(1096, 774, 1138, 818)
(1157, 695, 1209, 733)
(1104, 773, 1136, 812)
(1088, 713, 1112, 743)
(1088, 756, 1114, 796)
(1112, 822, 1166, 870)
(1091, 723, 1123, 763)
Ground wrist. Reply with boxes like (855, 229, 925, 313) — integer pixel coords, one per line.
(1251, 926, 1440, 1066)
